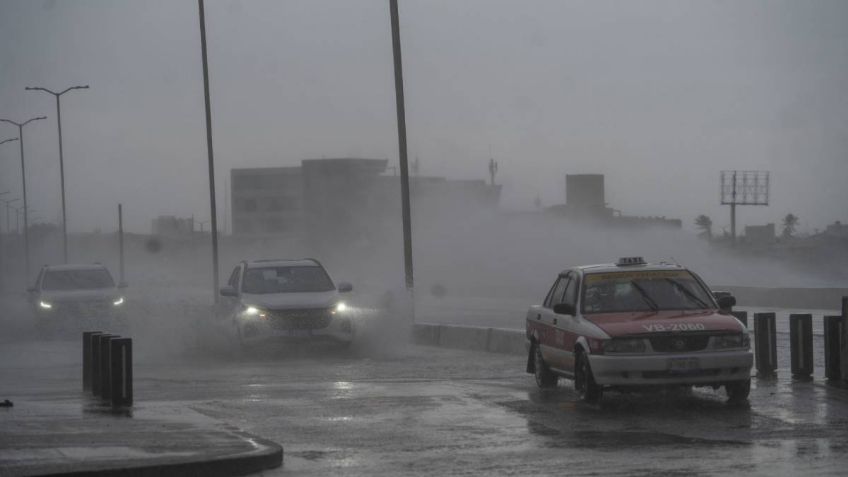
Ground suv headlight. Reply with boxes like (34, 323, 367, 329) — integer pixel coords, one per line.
(332, 302, 348, 314)
(39, 300, 53, 310)
(113, 297, 125, 306)
(603, 338, 647, 354)
(713, 333, 750, 350)
(242, 306, 268, 319)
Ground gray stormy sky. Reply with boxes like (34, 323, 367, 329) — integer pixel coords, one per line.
(0, 0, 846, 234)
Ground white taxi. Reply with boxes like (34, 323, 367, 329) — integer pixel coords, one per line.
(525, 257, 753, 403)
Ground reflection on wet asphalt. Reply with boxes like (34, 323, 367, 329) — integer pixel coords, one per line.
(2, 340, 847, 476)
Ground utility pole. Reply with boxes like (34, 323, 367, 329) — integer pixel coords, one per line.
(26, 85, 89, 263)
(118, 204, 125, 284)
(389, 0, 415, 309)
(0, 117, 46, 280)
(198, 0, 220, 304)
(488, 158, 498, 186)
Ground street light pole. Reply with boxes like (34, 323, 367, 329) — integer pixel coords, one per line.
(0, 117, 46, 280)
(26, 85, 89, 264)
(389, 0, 415, 320)
(197, 0, 221, 304)
(1, 199, 19, 234)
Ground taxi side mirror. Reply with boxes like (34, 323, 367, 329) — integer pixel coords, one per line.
(717, 295, 736, 310)
(553, 303, 575, 316)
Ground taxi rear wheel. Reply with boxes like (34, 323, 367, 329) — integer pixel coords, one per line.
(574, 350, 603, 403)
(533, 344, 558, 388)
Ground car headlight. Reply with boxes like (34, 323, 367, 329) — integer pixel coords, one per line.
(333, 302, 348, 314)
(242, 306, 268, 319)
(113, 297, 125, 306)
(603, 338, 647, 354)
(713, 333, 749, 350)
(39, 300, 53, 310)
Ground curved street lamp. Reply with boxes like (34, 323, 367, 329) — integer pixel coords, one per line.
(26, 85, 89, 263)
(0, 116, 47, 279)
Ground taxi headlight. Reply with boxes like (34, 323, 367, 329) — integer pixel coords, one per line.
(39, 300, 53, 310)
(113, 297, 125, 307)
(713, 333, 749, 350)
(603, 338, 647, 354)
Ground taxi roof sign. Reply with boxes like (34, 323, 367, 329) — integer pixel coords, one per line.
(616, 256, 646, 266)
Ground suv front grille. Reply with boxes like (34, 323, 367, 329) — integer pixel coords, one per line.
(267, 308, 332, 330)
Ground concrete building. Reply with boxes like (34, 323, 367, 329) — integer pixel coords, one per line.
(745, 223, 776, 246)
(231, 167, 302, 236)
(151, 216, 193, 237)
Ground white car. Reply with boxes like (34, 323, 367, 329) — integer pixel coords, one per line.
(28, 264, 128, 329)
(526, 257, 753, 403)
(219, 259, 354, 346)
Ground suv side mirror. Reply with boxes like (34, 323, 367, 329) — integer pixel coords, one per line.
(219, 286, 238, 297)
(337, 282, 353, 293)
(118, 281, 128, 289)
(717, 295, 736, 310)
(553, 303, 575, 316)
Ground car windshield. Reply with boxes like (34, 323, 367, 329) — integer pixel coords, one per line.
(242, 266, 335, 294)
(581, 270, 715, 314)
(42, 269, 115, 291)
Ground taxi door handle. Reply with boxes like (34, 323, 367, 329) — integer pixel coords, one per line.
(536, 314, 541, 320)
(553, 318, 558, 325)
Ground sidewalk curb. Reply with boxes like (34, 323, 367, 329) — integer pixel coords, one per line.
(28, 431, 282, 477)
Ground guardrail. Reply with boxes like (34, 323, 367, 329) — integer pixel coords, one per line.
(82, 331, 133, 407)
(414, 295, 848, 387)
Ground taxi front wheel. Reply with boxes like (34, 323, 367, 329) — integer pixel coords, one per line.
(533, 344, 558, 388)
(575, 351, 603, 403)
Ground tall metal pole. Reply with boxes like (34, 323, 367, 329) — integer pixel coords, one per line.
(1, 117, 46, 281)
(389, 0, 415, 300)
(730, 171, 737, 245)
(198, 0, 220, 304)
(26, 85, 89, 264)
(118, 203, 125, 284)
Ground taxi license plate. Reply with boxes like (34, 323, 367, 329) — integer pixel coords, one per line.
(668, 357, 700, 372)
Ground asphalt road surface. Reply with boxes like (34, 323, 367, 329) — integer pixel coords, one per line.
(2, 336, 847, 476)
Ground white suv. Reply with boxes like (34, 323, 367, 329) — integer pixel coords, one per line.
(28, 264, 128, 330)
(219, 259, 354, 346)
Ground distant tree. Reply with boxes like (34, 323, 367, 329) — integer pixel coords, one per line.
(694, 215, 713, 240)
(782, 213, 799, 238)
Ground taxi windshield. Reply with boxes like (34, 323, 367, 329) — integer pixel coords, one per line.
(581, 270, 715, 314)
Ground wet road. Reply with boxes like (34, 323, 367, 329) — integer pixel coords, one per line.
(3, 338, 847, 476)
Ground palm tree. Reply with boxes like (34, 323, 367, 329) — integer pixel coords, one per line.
(694, 215, 713, 240)
(782, 213, 799, 238)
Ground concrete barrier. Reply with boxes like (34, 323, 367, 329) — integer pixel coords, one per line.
(716, 286, 848, 310)
(413, 323, 525, 355)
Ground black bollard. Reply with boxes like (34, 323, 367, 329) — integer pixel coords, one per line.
(754, 312, 777, 376)
(99, 334, 117, 401)
(109, 338, 133, 407)
(731, 311, 748, 328)
(789, 314, 813, 378)
(823, 315, 842, 381)
(83, 331, 102, 391)
(841, 297, 848, 383)
(91, 334, 104, 396)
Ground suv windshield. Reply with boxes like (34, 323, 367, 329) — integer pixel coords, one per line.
(242, 266, 335, 294)
(582, 270, 715, 314)
(42, 269, 115, 291)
